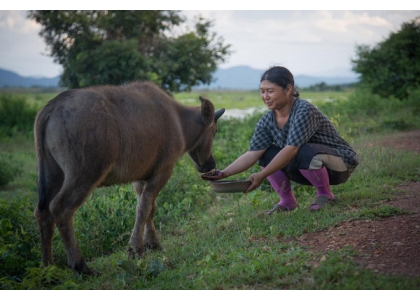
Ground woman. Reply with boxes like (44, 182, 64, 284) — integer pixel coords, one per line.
(202, 66, 359, 214)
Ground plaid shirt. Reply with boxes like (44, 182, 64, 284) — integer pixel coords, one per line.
(249, 98, 359, 172)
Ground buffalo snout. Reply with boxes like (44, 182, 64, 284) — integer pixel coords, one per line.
(193, 155, 216, 173)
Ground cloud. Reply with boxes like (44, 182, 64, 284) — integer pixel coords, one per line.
(180, 10, 419, 76)
(0, 10, 39, 34)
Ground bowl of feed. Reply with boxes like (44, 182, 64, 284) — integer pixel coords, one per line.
(209, 180, 251, 193)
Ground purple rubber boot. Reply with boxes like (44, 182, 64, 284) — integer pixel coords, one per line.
(299, 166, 335, 211)
(263, 167, 299, 214)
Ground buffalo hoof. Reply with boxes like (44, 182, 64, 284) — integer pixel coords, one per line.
(145, 242, 162, 251)
(126, 246, 146, 260)
(73, 260, 95, 275)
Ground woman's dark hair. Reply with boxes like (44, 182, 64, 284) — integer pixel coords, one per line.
(260, 66, 299, 97)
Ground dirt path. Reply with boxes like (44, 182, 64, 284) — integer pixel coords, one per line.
(295, 130, 420, 278)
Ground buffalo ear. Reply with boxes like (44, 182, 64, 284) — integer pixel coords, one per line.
(199, 96, 215, 125)
(215, 108, 225, 121)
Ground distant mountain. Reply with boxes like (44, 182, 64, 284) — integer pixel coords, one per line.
(0, 68, 60, 88)
(0, 66, 358, 90)
(197, 66, 359, 90)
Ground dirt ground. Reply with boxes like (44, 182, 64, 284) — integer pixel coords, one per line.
(295, 130, 420, 278)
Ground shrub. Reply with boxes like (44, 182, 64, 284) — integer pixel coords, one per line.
(0, 151, 22, 188)
(315, 88, 420, 136)
(0, 195, 40, 282)
(407, 88, 420, 115)
(0, 94, 38, 137)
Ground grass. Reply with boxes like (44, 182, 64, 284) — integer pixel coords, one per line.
(174, 89, 354, 110)
(1, 89, 420, 289)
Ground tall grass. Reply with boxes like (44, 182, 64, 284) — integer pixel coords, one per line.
(1, 88, 420, 289)
(0, 94, 40, 137)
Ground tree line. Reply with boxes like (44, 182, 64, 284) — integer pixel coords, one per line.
(28, 11, 420, 100)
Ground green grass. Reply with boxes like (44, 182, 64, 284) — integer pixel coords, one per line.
(175, 90, 262, 109)
(1, 88, 354, 111)
(1, 89, 420, 289)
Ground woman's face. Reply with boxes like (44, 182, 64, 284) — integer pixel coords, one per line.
(260, 80, 292, 110)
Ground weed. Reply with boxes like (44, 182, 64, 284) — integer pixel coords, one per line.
(0, 94, 39, 137)
(0, 151, 22, 187)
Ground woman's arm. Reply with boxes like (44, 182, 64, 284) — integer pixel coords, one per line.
(222, 150, 266, 177)
(201, 150, 265, 181)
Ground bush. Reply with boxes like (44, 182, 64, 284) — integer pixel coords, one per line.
(315, 88, 420, 136)
(407, 88, 420, 115)
(0, 195, 40, 282)
(0, 94, 38, 137)
(0, 151, 22, 188)
(351, 17, 420, 100)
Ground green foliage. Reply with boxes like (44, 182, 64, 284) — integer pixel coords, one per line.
(407, 88, 420, 115)
(214, 114, 260, 168)
(0, 195, 40, 282)
(27, 11, 232, 92)
(74, 185, 137, 258)
(1, 266, 78, 290)
(0, 151, 22, 188)
(352, 17, 420, 99)
(314, 88, 420, 137)
(66, 39, 151, 87)
(153, 16, 231, 92)
(302, 81, 356, 92)
(0, 94, 38, 137)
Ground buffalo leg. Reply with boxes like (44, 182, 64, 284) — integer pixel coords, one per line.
(49, 178, 98, 275)
(127, 187, 155, 259)
(133, 181, 161, 250)
(144, 197, 161, 250)
(128, 175, 170, 258)
(34, 163, 63, 267)
(34, 206, 56, 266)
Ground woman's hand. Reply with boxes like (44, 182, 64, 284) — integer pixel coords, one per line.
(245, 171, 266, 193)
(201, 169, 227, 181)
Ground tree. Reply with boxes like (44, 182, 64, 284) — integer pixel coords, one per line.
(27, 11, 232, 92)
(351, 17, 420, 100)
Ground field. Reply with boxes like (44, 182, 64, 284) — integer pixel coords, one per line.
(174, 89, 354, 108)
(1, 88, 420, 290)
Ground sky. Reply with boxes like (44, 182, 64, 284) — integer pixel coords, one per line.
(0, 3, 419, 78)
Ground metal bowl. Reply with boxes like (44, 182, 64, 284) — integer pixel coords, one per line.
(209, 180, 251, 193)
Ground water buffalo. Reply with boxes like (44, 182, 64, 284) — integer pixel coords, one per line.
(34, 81, 225, 274)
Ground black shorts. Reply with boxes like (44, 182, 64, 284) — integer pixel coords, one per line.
(258, 144, 350, 185)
